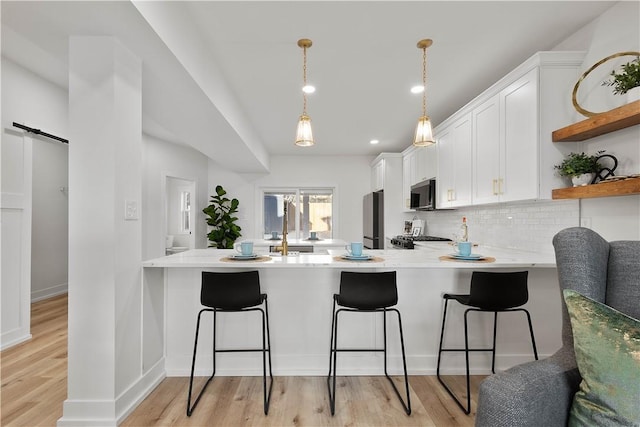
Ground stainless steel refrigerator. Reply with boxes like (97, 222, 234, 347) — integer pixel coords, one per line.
(363, 191, 384, 249)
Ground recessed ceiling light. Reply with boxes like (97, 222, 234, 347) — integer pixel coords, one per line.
(411, 85, 424, 94)
(302, 85, 316, 94)
(370, 139, 380, 145)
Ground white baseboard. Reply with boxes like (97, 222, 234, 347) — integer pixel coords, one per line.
(31, 283, 68, 303)
(57, 359, 166, 427)
(0, 330, 32, 351)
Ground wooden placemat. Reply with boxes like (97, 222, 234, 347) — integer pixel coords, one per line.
(439, 255, 496, 263)
(333, 256, 385, 263)
(220, 256, 272, 263)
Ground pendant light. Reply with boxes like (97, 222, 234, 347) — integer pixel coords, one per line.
(414, 39, 435, 147)
(295, 39, 314, 147)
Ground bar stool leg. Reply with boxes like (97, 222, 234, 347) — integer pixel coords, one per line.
(326, 298, 338, 416)
(384, 308, 411, 415)
(523, 309, 539, 360)
(462, 309, 472, 415)
(491, 311, 498, 374)
(187, 309, 216, 417)
(261, 299, 274, 415)
(437, 299, 471, 415)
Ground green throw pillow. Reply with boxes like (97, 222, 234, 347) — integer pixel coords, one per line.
(563, 289, 640, 427)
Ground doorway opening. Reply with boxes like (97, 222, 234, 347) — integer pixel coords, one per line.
(165, 176, 196, 255)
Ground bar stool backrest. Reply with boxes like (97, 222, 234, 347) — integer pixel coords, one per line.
(201, 270, 263, 310)
(337, 271, 398, 309)
(468, 271, 529, 310)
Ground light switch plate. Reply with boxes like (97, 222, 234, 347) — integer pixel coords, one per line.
(125, 200, 139, 220)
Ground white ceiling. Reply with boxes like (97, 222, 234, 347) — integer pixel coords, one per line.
(1, 1, 616, 172)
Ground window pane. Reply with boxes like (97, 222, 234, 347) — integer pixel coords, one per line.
(181, 191, 191, 233)
(300, 189, 333, 239)
(263, 191, 296, 238)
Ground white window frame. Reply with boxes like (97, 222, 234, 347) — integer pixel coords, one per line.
(258, 187, 335, 240)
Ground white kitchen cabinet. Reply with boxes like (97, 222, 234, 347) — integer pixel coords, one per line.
(416, 145, 437, 184)
(472, 68, 539, 204)
(370, 153, 404, 237)
(435, 51, 584, 208)
(436, 112, 472, 208)
(402, 145, 437, 211)
(371, 157, 385, 192)
(472, 93, 501, 204)
(402, 153, 412, 210)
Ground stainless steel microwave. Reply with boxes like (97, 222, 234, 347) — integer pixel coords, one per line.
(410, 179, 436, 210)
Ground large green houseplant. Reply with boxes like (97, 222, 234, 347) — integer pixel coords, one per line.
(203, 185, 242, 248)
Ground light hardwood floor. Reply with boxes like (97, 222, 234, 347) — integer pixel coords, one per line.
(1, 294, 485, 426)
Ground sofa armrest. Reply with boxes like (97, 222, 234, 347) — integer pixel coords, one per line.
(475, 350, 581, 427)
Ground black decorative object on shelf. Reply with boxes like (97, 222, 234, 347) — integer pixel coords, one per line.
(592, 154, 618, 183)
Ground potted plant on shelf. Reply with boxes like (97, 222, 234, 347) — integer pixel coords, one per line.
(554, 151, 605, 187)
(203, 185, 242, 248)
(602, 56, 640, 103)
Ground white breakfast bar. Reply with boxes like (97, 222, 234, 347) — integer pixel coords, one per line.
(141, 243, 560, 378)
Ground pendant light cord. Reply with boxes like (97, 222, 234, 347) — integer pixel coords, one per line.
(422, 46, 427, 117)
(302, 45, 308, 115)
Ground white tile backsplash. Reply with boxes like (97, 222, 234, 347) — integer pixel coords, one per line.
(420, 199, 580, 254)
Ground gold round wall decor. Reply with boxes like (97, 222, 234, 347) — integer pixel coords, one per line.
(572, 51, 640, 117)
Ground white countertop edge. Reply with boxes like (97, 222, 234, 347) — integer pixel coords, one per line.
(142, 247, 556, 269)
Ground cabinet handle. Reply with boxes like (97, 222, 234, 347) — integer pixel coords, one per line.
(492, 179, 498, 195)
(498, 178, 504, 195)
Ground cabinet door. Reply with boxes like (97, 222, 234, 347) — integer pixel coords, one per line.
(402, 154, 412, 210)
(501, 68, 539, 202)
(436, 126, 454, 208)
(436, 113, 472, 208)
(473, 94, 501, 204)
(416, 145, 437, 183)
(450, 113, 473, 207)
(371, 159, 384, 192)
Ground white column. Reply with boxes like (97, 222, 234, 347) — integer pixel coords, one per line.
(59, 36, 143, 426)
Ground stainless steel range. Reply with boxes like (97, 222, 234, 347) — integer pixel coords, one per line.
(390, 235, 452, 249)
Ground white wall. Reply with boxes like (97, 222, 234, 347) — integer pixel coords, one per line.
(559, 1, 640, 241)
(142, 134, 209, 260)
(208, 155, 374, 244)
(1, 57, 69, 348)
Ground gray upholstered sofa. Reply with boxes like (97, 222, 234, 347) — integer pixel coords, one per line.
(475, 227, 640, 426)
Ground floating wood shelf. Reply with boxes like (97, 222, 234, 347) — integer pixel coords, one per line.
(552, 100, 640, 142)
(552, 177, 640, 199)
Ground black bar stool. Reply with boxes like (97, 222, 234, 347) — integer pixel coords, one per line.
(187, 270, 273, 416)
(327, 271, 411, 416)
(437, 270, 538, 414)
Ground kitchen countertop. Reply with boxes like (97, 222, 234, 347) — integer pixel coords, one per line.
(143, 242, 555, 269)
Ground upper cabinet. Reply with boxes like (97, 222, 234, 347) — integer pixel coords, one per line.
(434, 51, 586, 207)
(473, 68, 539, 204)
(437, 112, 473, 208)
(370, 153, 404, 236)
(401, 145, 437, 210)
(371, 157, 385, 192)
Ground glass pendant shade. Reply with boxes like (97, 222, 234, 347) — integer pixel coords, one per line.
(295, 114, 314, 147)
(414, 115, 435, 146)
